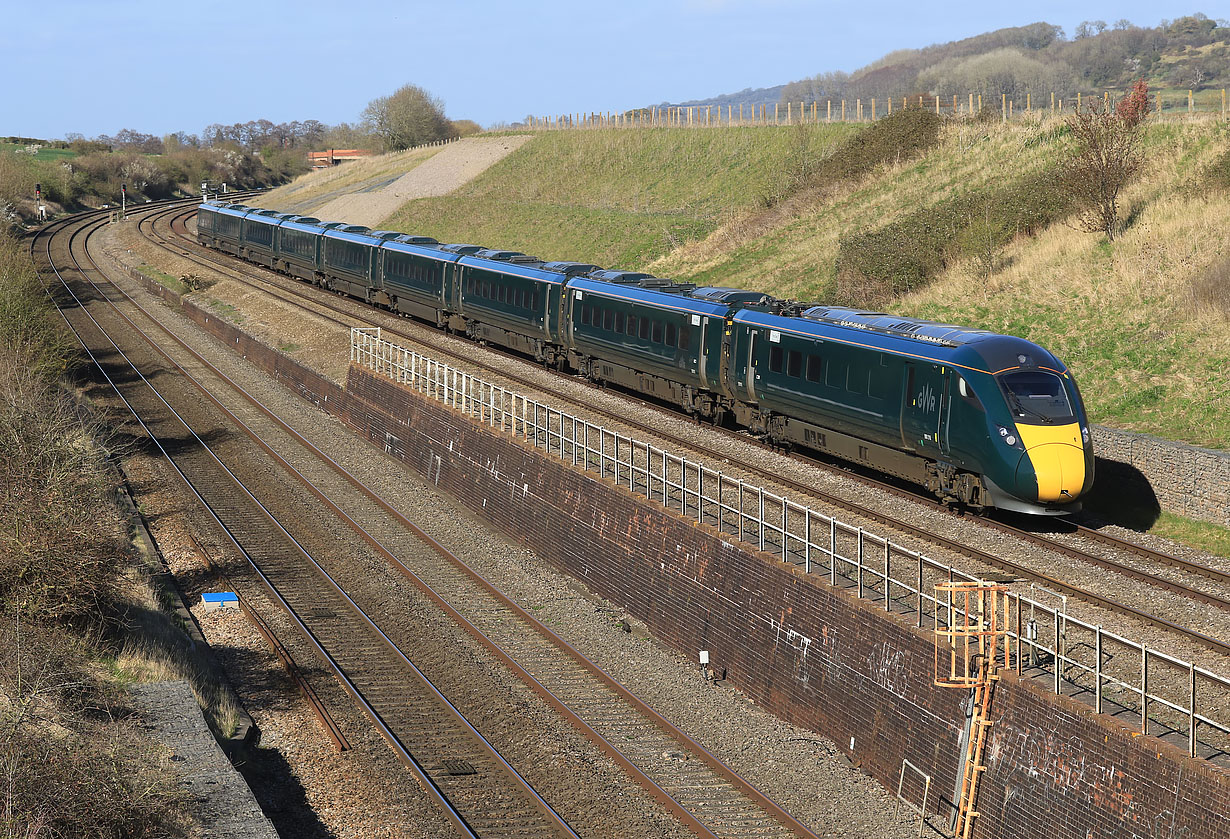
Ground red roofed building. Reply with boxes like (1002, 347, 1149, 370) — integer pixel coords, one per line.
(307, 149, 375, 168)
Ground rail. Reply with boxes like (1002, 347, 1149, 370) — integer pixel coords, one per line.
(352, 326, 1230, 760)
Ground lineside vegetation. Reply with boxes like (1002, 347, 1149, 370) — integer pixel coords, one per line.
(0, 234, 194, 836)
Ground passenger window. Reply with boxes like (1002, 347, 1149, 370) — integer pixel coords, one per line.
(652, 321, 664, 343)
(627, 315, 638, 336)
(787, 350, 802, 378)
(603, 309, 613, 331)
(666, 323, 677, 346)
(532, 290, 540, 310)
(581, 304, 591, 325)
(679, 328, 690, 351)
(615, 311, 625, 333)
(846, 367, 866, 394)
(639, 318, 651, 340)
(769, 345, 783, 373)
(806, 355, 822, 383)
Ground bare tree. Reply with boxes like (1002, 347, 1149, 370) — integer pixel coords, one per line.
(363, 84, 450, 151)
(1061, 79, 1149, 240)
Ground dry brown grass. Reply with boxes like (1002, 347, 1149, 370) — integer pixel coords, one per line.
(1190, 256, 1230, 319)
(649, 113, 1063, 296)
(117, 636, 241, 738)
(898, 115, 1230, 445)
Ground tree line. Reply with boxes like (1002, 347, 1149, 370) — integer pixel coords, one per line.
(782, 14, 1230, 105)
(47, 83, 478, 159)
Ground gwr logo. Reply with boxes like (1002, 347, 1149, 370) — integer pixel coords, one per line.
(916, 383, 937, 414)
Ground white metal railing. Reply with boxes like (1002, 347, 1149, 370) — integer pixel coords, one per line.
(351, 326, 1230, 759)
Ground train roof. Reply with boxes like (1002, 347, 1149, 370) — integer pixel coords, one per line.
(458, 251, 576, 283)
(690, 287, 774, 305)
(279, 217, 329, 234)
(568, 276, 732, 317)
(321, 226, 384, 245)
(204, 203, 252, 219)
(736, 307, 1067, 377)
(380, 238, 463, 262)
(541, 261, 601, 277)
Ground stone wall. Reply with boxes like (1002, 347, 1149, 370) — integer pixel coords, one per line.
(1094, 425, 1230, 527)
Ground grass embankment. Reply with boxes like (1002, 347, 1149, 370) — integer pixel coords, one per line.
(380, 125, 861, 268)
(0, 233, 226, 835)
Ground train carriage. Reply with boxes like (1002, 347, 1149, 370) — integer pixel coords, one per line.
(239, 209, 288, 268)
(197, 202, 249, 254)
(321, 226, 382, 297)
(564, 274, 730, 416)
(275, 216, 332, 281)
(454, 251, 591, 366)
(733, 306, 1093, 512)
(371, 235, 452, 322)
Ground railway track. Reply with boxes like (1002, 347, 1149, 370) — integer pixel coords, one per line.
(136, 202, 1230, 662)
(36, 209, 582, 839)
(40, 203, 833, 838)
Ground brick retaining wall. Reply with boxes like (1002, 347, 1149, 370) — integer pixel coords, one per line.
(119, 264, 1230, 838)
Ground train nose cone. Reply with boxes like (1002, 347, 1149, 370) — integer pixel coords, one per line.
(1017, 441, 1086, 503)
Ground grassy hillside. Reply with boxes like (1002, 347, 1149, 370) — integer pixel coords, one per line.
(367, 117, 1230, 456)
(379, 126, 860, 268)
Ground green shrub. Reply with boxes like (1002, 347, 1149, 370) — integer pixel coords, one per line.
(810, 107, 943, 183)
(1208, 146, 1230, 191)
(834, 167, 1072, 305)
(759, 107, 943, 209)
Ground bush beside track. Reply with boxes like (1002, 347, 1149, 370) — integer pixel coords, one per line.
(0, 231, 196, 836)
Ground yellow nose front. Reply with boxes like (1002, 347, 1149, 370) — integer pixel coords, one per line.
(1015, 423, 1086, 502)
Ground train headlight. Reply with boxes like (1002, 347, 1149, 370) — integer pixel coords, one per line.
(997, 426, 1019, 448)
(1081, 426, 1090, 445)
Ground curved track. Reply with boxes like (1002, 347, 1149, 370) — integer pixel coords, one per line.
(37, 202, 828, 839)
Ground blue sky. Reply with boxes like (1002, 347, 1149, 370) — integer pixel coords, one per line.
(1, 1, 1207, 139)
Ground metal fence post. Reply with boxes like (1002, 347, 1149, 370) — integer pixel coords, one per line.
(804, 513, 811, 574)
(1189, 661, 1197, 757)
(1141, 645, 1149, 736)
(1095, 630, 1103, 714)
(830, 519, 837, 586)
(857, 528, 864, 599)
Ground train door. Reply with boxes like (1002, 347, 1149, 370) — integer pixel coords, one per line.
(450, 265, 464, 312)
(717, 315, 734, 396)
(901, 362, 950, 454)
(745, 328, 760, 402)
